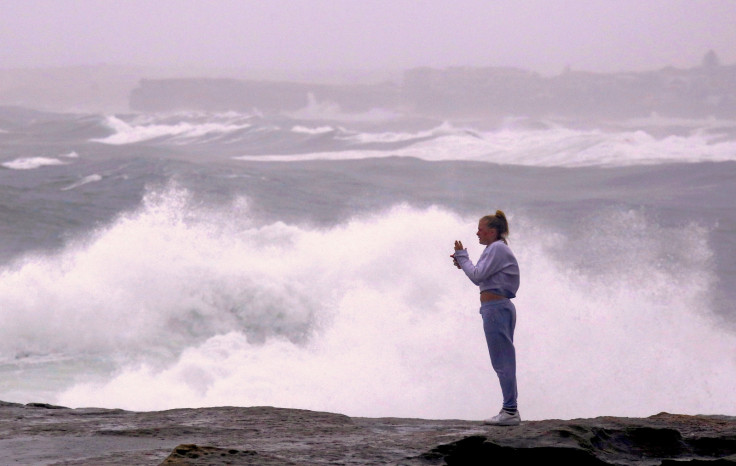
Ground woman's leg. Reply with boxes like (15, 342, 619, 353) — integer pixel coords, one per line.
(480, 300, 517, 410)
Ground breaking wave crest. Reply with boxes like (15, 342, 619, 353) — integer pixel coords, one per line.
(0, 186, 733, 420)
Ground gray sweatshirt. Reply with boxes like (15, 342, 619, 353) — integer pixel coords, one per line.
(454, 241, 520, 298)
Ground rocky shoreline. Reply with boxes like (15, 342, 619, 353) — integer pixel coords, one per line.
(129, 60, 736, 119)
(1, 400, 734, 465)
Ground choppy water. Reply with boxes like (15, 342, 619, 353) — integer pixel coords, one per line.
(1, 106, 735, 420)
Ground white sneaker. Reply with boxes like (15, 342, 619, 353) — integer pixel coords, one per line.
(483, 409, 521, 426)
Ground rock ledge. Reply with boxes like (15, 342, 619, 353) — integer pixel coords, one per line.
(1, 401, 734, 465)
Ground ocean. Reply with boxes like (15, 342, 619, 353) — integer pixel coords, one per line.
(1, 106, 735, 421)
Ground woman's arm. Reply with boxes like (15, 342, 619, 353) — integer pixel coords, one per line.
(453, 243, 505, 285)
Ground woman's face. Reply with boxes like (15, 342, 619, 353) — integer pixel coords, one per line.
(477, 221, 498, 245)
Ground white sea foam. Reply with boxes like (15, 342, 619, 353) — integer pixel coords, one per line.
(61, 174, 103, 191)
(1, 157, 66, 170)
(291, 125, 335, 135)
(290, 124, 447, 142)
(338, 122, 456, 144)
(285, 93, 401, 121)
(0, 187, 733, 420)
(94, 115, 253, 145)
(236, 125, 736, 167)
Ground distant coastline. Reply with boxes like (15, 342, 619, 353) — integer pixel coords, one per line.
(129, 62, 736, 120)
(1, 55, 734, 119)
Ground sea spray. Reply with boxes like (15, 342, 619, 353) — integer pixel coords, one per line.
(93, 114, 255, 145)
(1, 185, 734, 420)
(234, 124, 736, 166)
(85, 111, 736, 166)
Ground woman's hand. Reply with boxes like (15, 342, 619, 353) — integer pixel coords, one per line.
(451, 240, 464, 269)
(450, 254, 461, 269)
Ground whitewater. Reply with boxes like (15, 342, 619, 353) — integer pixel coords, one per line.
(1, 108, 735, 421)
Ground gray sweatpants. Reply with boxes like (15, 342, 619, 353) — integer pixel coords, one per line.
(480, 299, 517, 410)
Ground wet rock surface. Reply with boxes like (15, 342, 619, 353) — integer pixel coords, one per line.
(1, 401, 734, 465)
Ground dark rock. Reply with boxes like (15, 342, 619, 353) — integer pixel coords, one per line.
(660, 457, 736, 466)
(590, 426, 687, 458)
(0, 400, 23, 408)
(692, 437, 736, 457)
(24, 402, 68, 409)
(160, 444, 290, 465)
(0, 402, 734, 465)
(422, 435, 609, 465)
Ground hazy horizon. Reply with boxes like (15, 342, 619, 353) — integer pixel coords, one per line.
(2, 0, 735, 77)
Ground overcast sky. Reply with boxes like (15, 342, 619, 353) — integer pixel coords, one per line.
(1, 0, 735, 75)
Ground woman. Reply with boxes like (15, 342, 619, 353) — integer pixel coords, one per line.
(451, 210, 521, 426)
